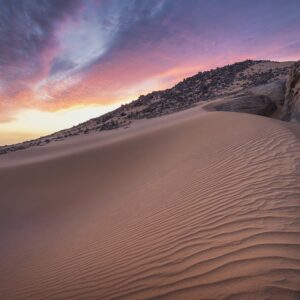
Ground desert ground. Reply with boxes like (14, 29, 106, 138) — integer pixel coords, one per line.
(1, 103, 300, 299)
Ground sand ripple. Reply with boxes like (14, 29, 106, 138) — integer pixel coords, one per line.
(0, 111, 300, 299)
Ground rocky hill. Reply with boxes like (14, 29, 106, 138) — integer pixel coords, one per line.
(0, 59, 294, 155)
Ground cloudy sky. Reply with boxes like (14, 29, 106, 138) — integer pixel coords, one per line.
(0, 0, 300, 144)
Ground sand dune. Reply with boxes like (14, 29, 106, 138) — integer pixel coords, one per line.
(1, 108, 300, 299)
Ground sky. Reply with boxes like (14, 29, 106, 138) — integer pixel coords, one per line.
(0, 0, 300, 145)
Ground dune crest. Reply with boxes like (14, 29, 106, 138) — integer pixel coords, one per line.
(0, 110, 300, 299)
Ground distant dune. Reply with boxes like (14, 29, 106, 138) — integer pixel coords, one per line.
(1, 104, 300, 299)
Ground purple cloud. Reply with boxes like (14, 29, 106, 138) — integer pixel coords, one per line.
(0, 0, 299, 123)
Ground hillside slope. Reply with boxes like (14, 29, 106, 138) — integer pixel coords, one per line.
(0, 60, 293, 154)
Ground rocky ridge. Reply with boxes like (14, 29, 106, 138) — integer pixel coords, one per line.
(0, 59, 294, 155)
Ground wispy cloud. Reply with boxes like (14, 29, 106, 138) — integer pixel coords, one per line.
(0, 0, 300, 138)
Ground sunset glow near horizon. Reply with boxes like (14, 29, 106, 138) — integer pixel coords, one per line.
(1, 0, 300, 145)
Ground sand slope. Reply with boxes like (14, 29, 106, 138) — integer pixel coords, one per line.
(0, 110, 300, 299)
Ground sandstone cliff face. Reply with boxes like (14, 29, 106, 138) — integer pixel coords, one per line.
(281, 61, 300, 122)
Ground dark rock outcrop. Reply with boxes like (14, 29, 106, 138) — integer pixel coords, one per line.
(247, 80, 286, 105)
(281, 61, 300, 122)
(212, 95, 277, 116)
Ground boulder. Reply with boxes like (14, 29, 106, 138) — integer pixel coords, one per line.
(281, 61, 300, 122)
(247, 80, 286, 105)
(212, 95, 277, 116)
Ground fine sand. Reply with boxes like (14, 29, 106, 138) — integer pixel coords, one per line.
(0, 107, 300, 299)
